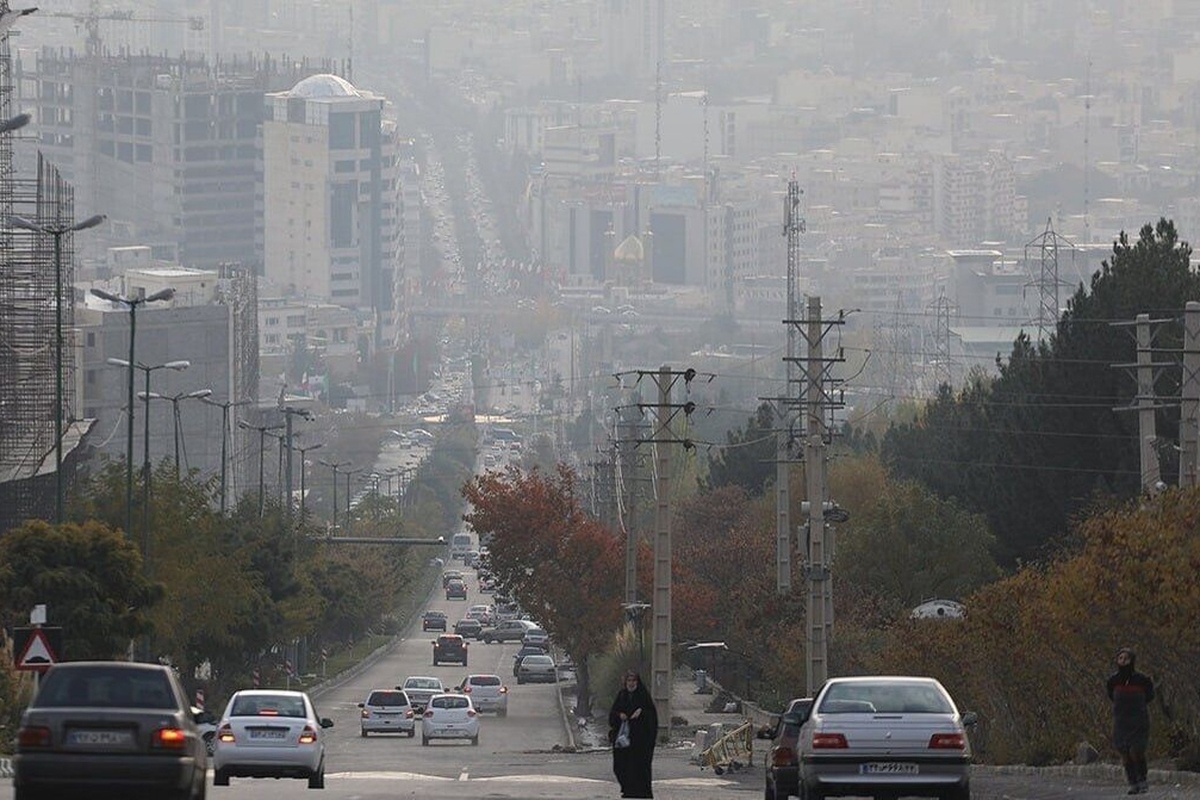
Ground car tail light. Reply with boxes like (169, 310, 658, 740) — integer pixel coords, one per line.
(467, 709, 477, 717)
(217, 724, 235, 743)
(298, 726, 318, 744)
(423, 710, 434, 718)
(771, 746, 795, 766)
(153, 727, 188, 750)
(405, 709, 414, 719)
(929, 732, 966, 749)
(17, 726, 51, 748)
(462, 685, 472, 693)
(500, 686, 508, 694)
(812, 732, 848, 749)
(361, 708, 371, 719)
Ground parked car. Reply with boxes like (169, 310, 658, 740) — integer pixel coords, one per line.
(212, 689, 334, 789)
(421, 693, 480, 746)
(481, 619, 536, 644)
(432, 634, 469, 666)
(13, 661, 208, 799)
(445, 579, 468, 600)
(755, 697, 813, 800)
(515, 654, 558, 684)
(455, 674, 508, 716)
(795, 675, 975, 800)
(511, 645, 546, 677)
(400, 676, 445, 712)
(422, 611, 447, 632)
(358, 688, 416, 737)
(453, 618, 483, 639)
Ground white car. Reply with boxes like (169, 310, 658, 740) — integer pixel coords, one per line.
(421, 693, 480, 746)
(212, 689, 333, 789)
(401, 676, 445, 711)
(515, 654, 557, 684)
(358, 688, 416, 737)
(457, 674, 508, 716)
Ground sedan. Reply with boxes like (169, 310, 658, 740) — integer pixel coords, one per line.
(422, 611, 447, 632)
(358, 688, 416, 737)
(421, 693, 480, 746)
(796, 675, 975, 800)
(515, 654, 558, 684)
(212, 689, 334, 789)
(13, 661, 208, 799)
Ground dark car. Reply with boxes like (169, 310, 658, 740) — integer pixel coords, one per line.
(511, 645, 546, 677)
(453, 618, 483, 639)
(432, 634, 469, 666)
(422, 611, 447, 632)
(441, 570, 465, 588)
(13, 661, 208, 799)
(445, 579, 467, 600)
(756, 697, 813, 800)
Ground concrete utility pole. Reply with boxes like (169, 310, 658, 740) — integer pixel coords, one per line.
(620, 365, 704, 743)
(1180, 302, 1200, 488)
(1111, 313, 1174, 494)
(617, 400, 646, 605)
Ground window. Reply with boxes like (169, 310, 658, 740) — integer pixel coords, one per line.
(329, 112, 356, 149)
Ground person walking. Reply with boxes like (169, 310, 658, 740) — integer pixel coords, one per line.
(609, 670, 659, 799)
(1106, 647, 1155, 795)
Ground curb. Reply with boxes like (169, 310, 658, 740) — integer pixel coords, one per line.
(974, 762, 1200, 786)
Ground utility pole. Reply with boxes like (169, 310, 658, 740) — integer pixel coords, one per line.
(1111, 313, 1173, 494)
(620, 365, 706, 743)
(1180, 302, 1200, 488)
(319, 459, 352, 532)
(279, 402, 314, 527)
(616, 399, 647, 605)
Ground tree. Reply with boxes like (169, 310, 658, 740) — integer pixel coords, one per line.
(704, 402, 778, 496)
(463, 465, 623, 716)
(0, 520, 158, 660)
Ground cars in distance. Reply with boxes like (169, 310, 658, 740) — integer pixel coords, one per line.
(481, 619, 536, 644)
(400, 676, 445, 712)
(422, 610, 448, 632)
(13, 660, 208, 800)
(456, 674, 508, 716)
(212, 688, 334, 789)
(453, 617, 483, 638)
(432, 634, 469, 666)
(521, 627, 550, 649)
(421, 693, 480, 746)
(445, 579, 468, 600)
(512, 644, 547, 677)
(441, 569, 465, 588)
(358, 688, 416, 738)
(756, 696, 814, 800)
(516, 653, 558, 684)
(796, 675, 975, 800)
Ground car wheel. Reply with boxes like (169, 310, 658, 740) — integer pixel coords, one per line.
(941, 784, 970, 800)
(14, 788, 49, 800)
(422, 735, 430, 746)
(360, 728, 368, 737)
(433, 658, 438, 666)
(203, 732, 215, 756)
(463, 659, 468, 667)
(471, 734, 479, 746)
(484, 636, 492, 644)
(499, 708, 507, 718)
(407, 728, 416, 738)
(213, 767, 230, 786)
(308, 762, 325, 789)
(517, 677, 525, 684)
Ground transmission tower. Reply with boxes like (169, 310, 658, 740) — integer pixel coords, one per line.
(774, 175, 804, 594)
(1024, 217, 1075, 342)
(925, 286, 958, 390)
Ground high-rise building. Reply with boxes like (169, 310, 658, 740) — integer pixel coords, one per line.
(261, 74, 400, 346)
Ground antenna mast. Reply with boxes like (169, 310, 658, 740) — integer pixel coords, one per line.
(1083, 58, 1091, 243)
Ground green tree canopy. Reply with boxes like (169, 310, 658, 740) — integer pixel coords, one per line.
(704, 401, 778, 496)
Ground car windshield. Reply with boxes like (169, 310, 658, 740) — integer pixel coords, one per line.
(230, 693, 308, 717)
(367, 691, 407, 707)
(819, 682, 953, 714)
(523, 655, 552, 665)
(38, 667, 177, 709)
(407, 678, 441, 689)
(432, 696, 470, 710)
(469, 676, 501, 686)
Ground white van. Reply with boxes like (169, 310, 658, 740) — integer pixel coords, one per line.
(450, 532, 475, 560)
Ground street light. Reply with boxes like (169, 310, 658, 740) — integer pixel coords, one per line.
(11, 212, 106, 523)
(140, 388, 212, 476)
(318, 459, 352, 532)
(291, 439, 324, 521)
(239, 419, 284, 518)
(90, 286, 175, 538)
(201, 396, 253, 513)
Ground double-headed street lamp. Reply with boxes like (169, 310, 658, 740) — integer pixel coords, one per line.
(90, 286, 176, 538)
(201, 396, 253, 513)
(11, 212, 106, 523)
(318, 459, 352, 532)
(239, 419, 284, 518)
(291, 439, 324, 521)
(140, 388, 212, 476)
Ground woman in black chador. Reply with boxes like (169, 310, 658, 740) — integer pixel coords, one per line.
(1106, 647, 1155, 795)
(608, 670, 659, 798)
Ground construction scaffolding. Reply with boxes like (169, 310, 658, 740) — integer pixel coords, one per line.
(0, 4, 84, 533)
(215, 262, 261, 502)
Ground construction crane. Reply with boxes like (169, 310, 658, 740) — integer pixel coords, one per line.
(38, 0, 203, 57)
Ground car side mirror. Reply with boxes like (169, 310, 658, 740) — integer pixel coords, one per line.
(356, 702, 364, 708)
(962, 711, 979, 727)
(320, 717, 334, 728)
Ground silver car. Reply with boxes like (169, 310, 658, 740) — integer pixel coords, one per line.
(212, 689, 334, 789)
(358, 688, 416, 737)
(515, 653, 557, 684)
(797, 675, 975, 800)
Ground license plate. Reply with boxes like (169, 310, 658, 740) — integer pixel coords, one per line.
(248, 728, 288, 740)
(861, 762, 919, 774)
(68, 729, 133, 747)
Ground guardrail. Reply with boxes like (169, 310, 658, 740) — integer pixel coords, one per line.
(698, 720, 754, 775)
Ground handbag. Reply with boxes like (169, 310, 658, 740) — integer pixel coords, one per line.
(613, 719, 631, 749)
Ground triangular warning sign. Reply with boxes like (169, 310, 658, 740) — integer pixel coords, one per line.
(18, 628, 57, 668)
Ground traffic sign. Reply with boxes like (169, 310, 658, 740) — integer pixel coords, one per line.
(12, 626, 62, 672)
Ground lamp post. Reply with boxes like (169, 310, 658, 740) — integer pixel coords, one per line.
(344, 467, 363, 532)
(12, 211, 106, 523)
(239, 419, 284, 518)
(201, 396, 252, 513)
(278, 404, 314, 527)
(91, 286, 176, 538)
(291, 440, 324, 522)
(141, 388, 212, 476)
(319, 459, 352, 532)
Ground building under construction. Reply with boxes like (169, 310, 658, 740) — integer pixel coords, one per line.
(0, 9, 87, 533)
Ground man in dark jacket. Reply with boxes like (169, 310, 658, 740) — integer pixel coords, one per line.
(1106, 647, 1155, 795)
